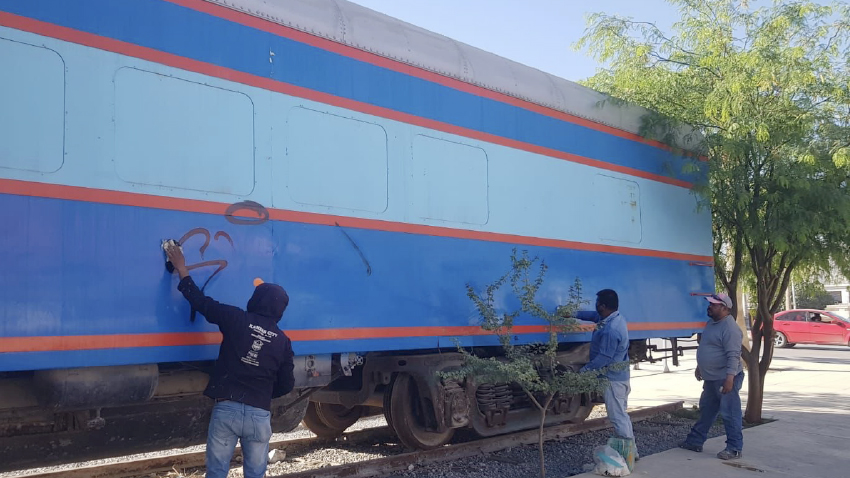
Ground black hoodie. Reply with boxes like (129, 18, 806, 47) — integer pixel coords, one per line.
(177, 277, 295, 411)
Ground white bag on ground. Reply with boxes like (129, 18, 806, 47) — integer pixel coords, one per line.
(592, 444, 631, 477)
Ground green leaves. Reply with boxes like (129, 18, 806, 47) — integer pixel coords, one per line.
(577, 0, 850, 311)
(445, 250, 608, 404)
(443, 253, 626, 478)
(577, 1, 850, 422)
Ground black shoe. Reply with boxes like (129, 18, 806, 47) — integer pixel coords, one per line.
(717, 449, 742, 460)
(678, 441, 702, 452)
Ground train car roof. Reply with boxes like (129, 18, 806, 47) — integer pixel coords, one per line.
(204, 0, 698, 149)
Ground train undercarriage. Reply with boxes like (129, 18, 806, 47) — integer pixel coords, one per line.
(0, 339, 691, 472)
(305, 344, 596, 449)
(302, 338, 693, 449)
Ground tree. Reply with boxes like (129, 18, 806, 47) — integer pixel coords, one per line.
(577, 0, 850, 422)
(441, 250, 610, 478)
(793, 277, 837, 309)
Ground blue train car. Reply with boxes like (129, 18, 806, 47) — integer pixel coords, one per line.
(0, 0, 713, 468)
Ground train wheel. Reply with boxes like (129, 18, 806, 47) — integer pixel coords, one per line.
(386, 373, 454, 450)
(382, 378, 396, 432)
(302, 402, 364, 438)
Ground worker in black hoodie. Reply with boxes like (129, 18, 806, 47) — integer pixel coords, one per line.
(164, 243, 295, 478)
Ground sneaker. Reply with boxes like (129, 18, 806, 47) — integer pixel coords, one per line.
(717, 449, 742, 460)
(678, 441, 703, 452)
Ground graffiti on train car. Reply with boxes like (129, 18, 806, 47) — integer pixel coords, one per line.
(177, 227, 233, 284)
(225, 200, 269, 225)
(170, 201, 269, 293)
(176, 227, 233, 321)
(335, 221, 372, 276)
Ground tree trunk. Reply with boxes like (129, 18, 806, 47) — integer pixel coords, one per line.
(744, 312, 774, 423)
(537, 394, 554, 478)
(538, 414, 546, 478)
(744, 350, 762, 423)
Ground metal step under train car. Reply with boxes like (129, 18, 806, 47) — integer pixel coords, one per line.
(0, 0, 712, 471)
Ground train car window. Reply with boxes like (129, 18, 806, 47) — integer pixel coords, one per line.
(593, 174, 643, 244)
(113, 67, 255, 195)
(284, 107, 388, 213)
(0, 38, 64, 173)
(411, 135, 489, 225)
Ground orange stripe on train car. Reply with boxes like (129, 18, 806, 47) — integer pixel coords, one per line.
(0, 322, 704, 353)
(0, 178, 714, 263)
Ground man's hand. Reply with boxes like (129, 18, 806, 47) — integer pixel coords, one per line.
(721, 375, 734, 394)
(164, 243, 189, 279)
(694, 367, 702, 381)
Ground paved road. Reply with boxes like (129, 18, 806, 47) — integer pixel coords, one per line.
(628, 339, 850, 416)
(771, 343, 850, 369)
(577, 340, 850, 478)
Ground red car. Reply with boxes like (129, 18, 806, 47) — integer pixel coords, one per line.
(773, 309, 850, 347)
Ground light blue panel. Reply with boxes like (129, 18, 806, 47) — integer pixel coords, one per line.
(482, 140, 598, 238)
(0, 26, 710, 258)
(283, 106, 388, 213)
(113, 67, 255, 195)
(411, 135, 489, 225)
(639, 184, 711, 255)
(0, 37, 64, 173)
(593, 174, 642, 244)
(0, 0, 706, 186)
(478, 137, 712, 256)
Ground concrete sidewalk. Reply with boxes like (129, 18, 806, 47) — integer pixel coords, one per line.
(574, 343, 850, 477)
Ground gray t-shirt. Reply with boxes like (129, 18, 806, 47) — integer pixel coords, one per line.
(696, 315, 743, 381)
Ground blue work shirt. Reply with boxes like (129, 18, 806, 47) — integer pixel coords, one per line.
(577, 310, 630, 382)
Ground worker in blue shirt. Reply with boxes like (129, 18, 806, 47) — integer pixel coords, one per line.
(577, 289, 634, 444)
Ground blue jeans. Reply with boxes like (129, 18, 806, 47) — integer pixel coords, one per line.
(206, 400, 273, 478)
(604, 380, 634, 439)
(685, 372, 744, 452)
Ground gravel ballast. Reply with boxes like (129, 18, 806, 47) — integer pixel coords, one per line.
(3, 406, 730, 478)
(386, 409, 728, 478)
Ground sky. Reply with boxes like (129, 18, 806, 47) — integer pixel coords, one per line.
(346, 0, 683, 82)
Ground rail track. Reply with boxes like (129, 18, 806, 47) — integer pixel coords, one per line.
(20, 401, 684, 478)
